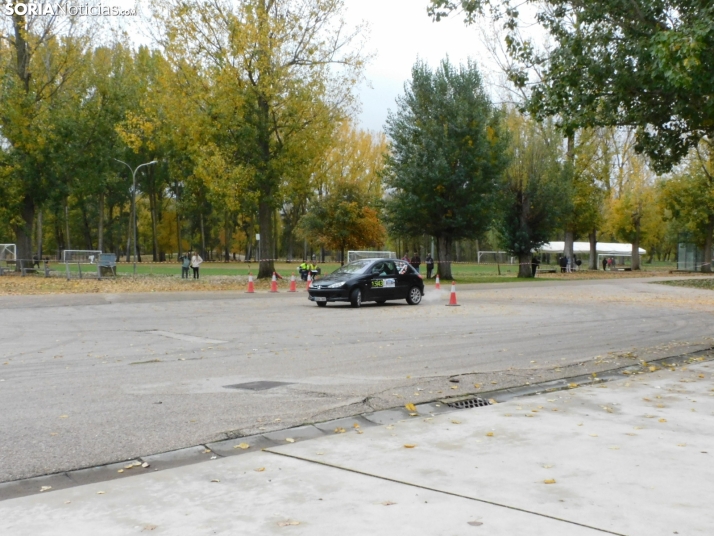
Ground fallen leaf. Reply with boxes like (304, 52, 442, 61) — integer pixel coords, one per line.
(277, 520, 300, 527)
(568, 383, 579, 389)
(97, 491, 105, 495)
(544, 479, 556, 484)
(451, 420, 461, 424)
(405, 403, 417, 412)
(142, 462, 150, 468)
(403, 444, 416, 448)
(542, 464, 553, 469)
(210, 479, 220, 483)
(235, 443, 251, 450)
(285, 438, 295, 443)
(451, 385, 458, 390)
(486, 432, 494, 437)
(352, 423, 360, 428)
(117, 469, 124, 473)
(334, 427, 346, 434)
(203, 449, 211, 454)
(40, 486, 52, 492)
(474, 383, 482, 388)
(255, 467, 266, 472)
(659, 418, 667, 423)
(59, 415, 68, 419)
(382, 501, 396, 506)
(467, 521, 484, 526)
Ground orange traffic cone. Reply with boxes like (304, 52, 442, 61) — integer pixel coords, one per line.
(246, 273, 255, 293)
(289, 275, 297, 292)
(270, 272, 278, 292)
(306, 272, 312, 291)
(445, 281, 460, 306)
(435, 274, 441, 290)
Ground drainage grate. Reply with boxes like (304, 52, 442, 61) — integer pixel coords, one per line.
(446, 397, 492, 410)
(223, 381, 292, 391)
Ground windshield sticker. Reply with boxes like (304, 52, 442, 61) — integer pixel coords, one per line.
(384, 278, 395, 288)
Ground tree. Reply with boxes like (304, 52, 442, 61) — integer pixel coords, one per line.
(0, 3, 93, 260)
(151, 0, 365, 277)
(297, 180, 385, 264)
(661, 141, 714, 272)
(382, 59, 508, 280)
(428, 0, 714, 173)
(495, 112, 568, 277)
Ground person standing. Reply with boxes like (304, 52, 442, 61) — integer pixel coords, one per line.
(191, 252, 203, 279)
(531, 255, 540, 277)
(411, 252, 421, 273)
(181, 253, 191, 279)
(402, 252, 409, 262)
(425, 254, 434, 279)
(602, 257, 607, 271)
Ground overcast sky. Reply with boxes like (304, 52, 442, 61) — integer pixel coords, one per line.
(343, 0, 489, 132)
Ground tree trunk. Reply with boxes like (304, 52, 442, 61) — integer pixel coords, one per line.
(98, 193, 104, 252)
(36, 209, 43, 259)
(436, 235, 453, 280)
(200, 213, 206, 261)
(588, 230, 597, 270)
(518, 252, 533, 278)
(150, 192, 159, 261)
(13, 196, 34, 263)
(564, 230, 574, 261)
(258, 201, 275, 278)
(631, 219, 641, 270)
(702, 215, 714, 273)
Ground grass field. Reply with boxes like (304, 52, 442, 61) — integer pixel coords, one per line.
(657, 279, 714, 291)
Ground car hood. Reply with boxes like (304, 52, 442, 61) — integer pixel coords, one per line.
(312, 273, 361, 286)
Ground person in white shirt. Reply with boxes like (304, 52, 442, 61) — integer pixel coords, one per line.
(190, 252, 203, 279)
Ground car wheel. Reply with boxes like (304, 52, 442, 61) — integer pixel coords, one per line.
(316, 301, 327, 307)
(375, 299, 386, 305)
(350, 288, 362, 308)
(406, 286, 422, 305)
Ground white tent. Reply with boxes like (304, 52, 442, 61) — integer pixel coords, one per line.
(538, 242, 646, 256)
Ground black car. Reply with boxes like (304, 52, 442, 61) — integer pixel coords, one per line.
(308, 258, 425, 307)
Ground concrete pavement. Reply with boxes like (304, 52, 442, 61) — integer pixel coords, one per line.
(1, 354, 712, 535)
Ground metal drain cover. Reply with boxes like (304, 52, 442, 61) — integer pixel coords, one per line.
(445, 397, 492, 409)
(223, 381, 292, 391)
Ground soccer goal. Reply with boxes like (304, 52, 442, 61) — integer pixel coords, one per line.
(0, 244, 16, 275)
(63, 249, 102, 280)
(347, 250, 396, 263)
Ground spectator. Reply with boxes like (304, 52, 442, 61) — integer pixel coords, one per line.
(602, 257, 607, 271)
(531, 255, 540, 277)
(402, 252, 409, 261)
(559, 255, 567, 273)
(181, 253, 191, 279)
(411, 252, 421, 273)
(425, 254, 434, 279)
(190, 252, 203, 279)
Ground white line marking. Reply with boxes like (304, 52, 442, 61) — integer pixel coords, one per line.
(147, 331, 227, 344)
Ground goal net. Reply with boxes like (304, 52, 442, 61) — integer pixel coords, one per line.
(347, 251, 396, 263)
(0, 244, 16, 261)
(477, 251, 514, 264)
(63, 250, 102, 280)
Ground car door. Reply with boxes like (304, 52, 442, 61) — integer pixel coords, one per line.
(394, 261, 413, 299)
(366, 261, 397, 300)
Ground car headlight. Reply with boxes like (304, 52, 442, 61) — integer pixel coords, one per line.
(328, 282, 345, 288)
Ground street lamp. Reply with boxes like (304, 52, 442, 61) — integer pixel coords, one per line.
(113, 158, 158, 276)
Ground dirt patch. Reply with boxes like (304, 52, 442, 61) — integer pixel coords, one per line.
(0, 274, 300, 295)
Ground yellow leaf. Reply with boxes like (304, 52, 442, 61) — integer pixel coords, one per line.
(544, 479, 556, 484)
(403, 444, 416, 448)
(285, 438, 295, 443)
(235, 443, 250, 450)
(568, 383, 579, 389)
(255, 467, 266, 472)
(659, 418, 667, 423)
(334, 427, 346, 434)
(451, 385, 458, 390)
(405, 403, 417, 412)
(278, 520, 300, 527)
(474, 383, 482, 388)
(486, 432, 494, 437)
(451, 420, 461, 424)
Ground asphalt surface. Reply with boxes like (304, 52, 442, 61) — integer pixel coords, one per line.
(1, 276, 713, 483)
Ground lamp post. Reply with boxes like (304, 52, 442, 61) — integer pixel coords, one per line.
(113, 159, 158, 276)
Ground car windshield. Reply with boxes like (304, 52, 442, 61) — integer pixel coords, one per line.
(333, 260, 372, 275)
